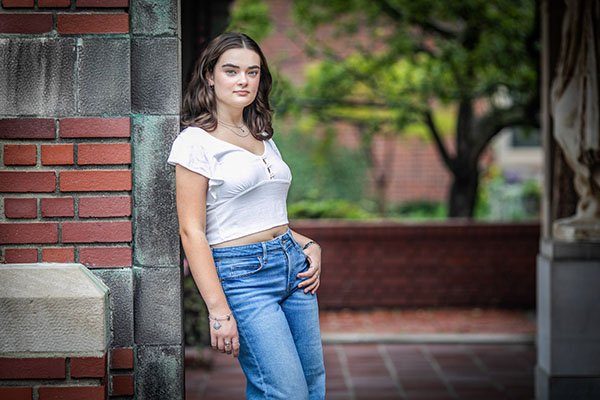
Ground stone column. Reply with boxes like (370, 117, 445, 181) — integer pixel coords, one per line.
(536, 0, 600, 398)
(130, 0, 184, 398)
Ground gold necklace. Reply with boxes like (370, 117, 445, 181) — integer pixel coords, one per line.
(219, 119, 250, 138)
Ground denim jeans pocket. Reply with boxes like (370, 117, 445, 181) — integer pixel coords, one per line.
(214, 255, 264, 281)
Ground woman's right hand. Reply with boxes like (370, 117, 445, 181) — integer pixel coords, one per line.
(209, 312, 240, 357)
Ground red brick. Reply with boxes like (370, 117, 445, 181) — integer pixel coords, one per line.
(4, 248, 38, 263)
(38, 385, 105, 400)
(2, 0, 34, 7)
(110, 347, 133, 369)
(41, 197, 74, 217)
(80, 246, 132, 267)
(60, 118, 130, 138)
(42, 247, 75, 262)
(4, 144, 37, 166)
(4, 198, 37, 219)
(59, 170, 131, 192)
(79, 196, 131, 218)
(62, 221, 132, 243)
(77, 0, 128, 6)
(0, 118, 54, 139)
(0, 358, 65, 379)
(39, 0, 70, 7)
(41, 144, 74, 165)
(0, 223, 58, 244)
(57, 13, 129, 34)
(78, 143, 131, 165)
(111, 374, 134, 396)
(0, 171, 56, 193)
(0, 13, 53, 34)
(0, 387, 32, 400)
(70, 355, 106, 378)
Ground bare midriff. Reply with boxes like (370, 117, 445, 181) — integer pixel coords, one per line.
(211, 224, 289, 248)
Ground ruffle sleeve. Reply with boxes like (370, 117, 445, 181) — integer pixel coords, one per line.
(167, 129, 224, 200)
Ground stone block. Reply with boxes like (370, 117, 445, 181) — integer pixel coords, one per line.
(92, 269, 134, 347)
(131, 37, 180, 114)
(136, 344, 184, 400)
(0, 263, 109, 355)
(130, 0, 179, 37)
(536, 366, 600, 400)
(134, 267, 182, 345)
(131, 115, 180, 268)
(78, 38, 131, 115)
(537, 244, 600, 375)
(0, 38, 76, 116)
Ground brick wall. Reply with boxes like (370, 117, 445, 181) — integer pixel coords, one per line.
(290, 220, 539, 309)
(0, 1, 132, 267)
(0, 118, 133, 267)
(0, 3, 133, 398)
(0, 348, 134, 399)
(1, 0, 183, 398)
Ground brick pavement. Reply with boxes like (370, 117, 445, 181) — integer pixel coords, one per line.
(185, 309, 536, 400)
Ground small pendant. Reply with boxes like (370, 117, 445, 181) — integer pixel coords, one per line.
(213, 321, 222, 330)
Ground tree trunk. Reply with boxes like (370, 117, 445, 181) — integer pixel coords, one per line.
(448, 162, 479, 218)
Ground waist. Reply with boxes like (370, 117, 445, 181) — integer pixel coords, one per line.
(211, 228, 295, 257)
(211, 224, 289, 248)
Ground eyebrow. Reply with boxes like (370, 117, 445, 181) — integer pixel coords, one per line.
(221, 63, 260, 70)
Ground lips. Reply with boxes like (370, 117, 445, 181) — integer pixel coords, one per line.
(234, 90, 250, 96)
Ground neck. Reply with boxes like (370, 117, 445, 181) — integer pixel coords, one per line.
(217, 111, 244, 126)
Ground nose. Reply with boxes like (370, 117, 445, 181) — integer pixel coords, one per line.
(238, 73, 248, 86)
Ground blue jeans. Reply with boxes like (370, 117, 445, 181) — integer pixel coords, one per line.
(211, 230, 326, 400)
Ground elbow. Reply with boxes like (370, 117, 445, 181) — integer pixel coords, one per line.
(179, 225, 207, 245)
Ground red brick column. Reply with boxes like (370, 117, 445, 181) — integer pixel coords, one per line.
(1, 2, 135, 399)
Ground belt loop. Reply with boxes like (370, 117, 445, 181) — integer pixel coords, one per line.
(262, 241, 267, 263)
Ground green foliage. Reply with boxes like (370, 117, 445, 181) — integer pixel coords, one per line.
(274, 120, 369, 204)
(183, 274, 210, 347)
(227, 0, 273, 42)
(475, 169, 541, 221)
(288, 199, 372, 219)
(389, 200, 447, 220)
(291, 0, 538, 218)
(291, 0, 536, 108)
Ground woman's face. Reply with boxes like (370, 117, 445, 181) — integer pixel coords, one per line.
(209, 48, 261, 114)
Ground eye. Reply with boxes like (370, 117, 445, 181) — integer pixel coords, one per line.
(225, 70, 237, 76)
(248, 70, 259, 77)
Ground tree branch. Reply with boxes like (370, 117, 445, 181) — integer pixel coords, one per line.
(472, 105, 539, 162)
(373, 0, 459, 40)
(424, 108, 454, 170)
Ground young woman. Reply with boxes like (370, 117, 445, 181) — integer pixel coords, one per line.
(168, 32, 326, 399)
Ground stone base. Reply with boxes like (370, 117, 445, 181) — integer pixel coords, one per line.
(537, 240, 600, 399)
(0, 263, 109, 355)
(553, 217, 600, 242)
(536, 366, 600, 400)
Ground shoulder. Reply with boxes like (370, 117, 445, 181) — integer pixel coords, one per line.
(266, 137, 283, 158)
(174, 126, 212, 147)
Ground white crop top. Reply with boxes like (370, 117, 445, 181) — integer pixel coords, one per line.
(167, 126, 292, 245)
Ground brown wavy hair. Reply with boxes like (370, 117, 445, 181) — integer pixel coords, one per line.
(181, 32, 273, 140)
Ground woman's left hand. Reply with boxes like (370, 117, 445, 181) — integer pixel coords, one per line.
(297, 242, 322, 294)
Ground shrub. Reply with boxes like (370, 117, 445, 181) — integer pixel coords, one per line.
(288, 199, 372, 219)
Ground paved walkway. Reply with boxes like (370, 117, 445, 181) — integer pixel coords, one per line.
(185, 309, 536, 400)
